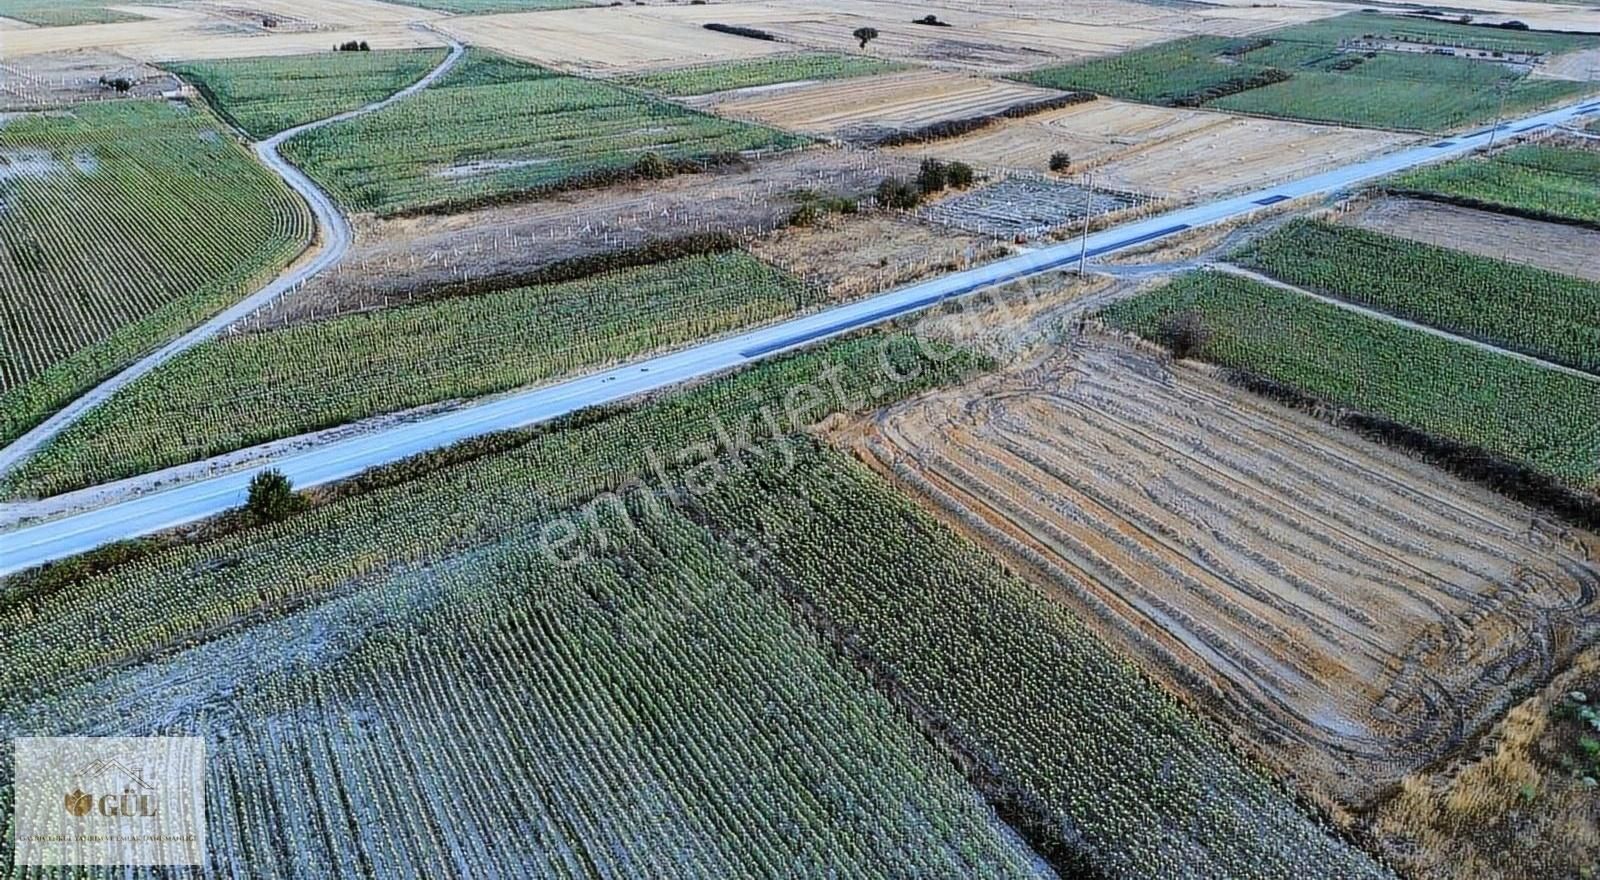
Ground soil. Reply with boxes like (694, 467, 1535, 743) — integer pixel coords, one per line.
(842, 334, 1600, 811)
(1338, 196, 1600, 282)
(0, 50, 179, 109)
(748, 213, 1010, 301)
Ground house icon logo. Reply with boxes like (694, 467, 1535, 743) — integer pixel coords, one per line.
(64, 758, 157, 818)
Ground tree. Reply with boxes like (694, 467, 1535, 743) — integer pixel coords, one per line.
(875, 177, 920, 210)
(1049, 151, 1072, 173)
(916, 158, 948, 194)
(1160, 311, 1210, 360)
(634, 152, 672, 180)
(247, 469, 306, 523)
(946, 161, 975, 189)
(854, 27, 880, 49)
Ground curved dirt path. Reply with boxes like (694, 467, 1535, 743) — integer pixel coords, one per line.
(0, 30, 466, 477)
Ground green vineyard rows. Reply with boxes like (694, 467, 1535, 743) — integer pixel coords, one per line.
(1102, 271, 1600, 488)
(1232, 219, 1600, 374)
(619, 52, 908, 97)
(278, 50, 808, 215)
(1390, 144, 1600, 226)
(165, 49, 451, 139)
(0, 100, 312, 444)
(1018, 12, 1598, 131)
(7, 252, 819, 499)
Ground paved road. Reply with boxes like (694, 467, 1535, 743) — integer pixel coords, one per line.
(2, 96, 1597, 576)
(0, 32, 465, 478)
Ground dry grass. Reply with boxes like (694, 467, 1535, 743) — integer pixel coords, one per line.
(748, 212, 1008, 301)
(1370, 645, 1600, 879)
(1338, 196, 1600, 281)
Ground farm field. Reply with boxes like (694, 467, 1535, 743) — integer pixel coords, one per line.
(0, 98, 311, 444)
(0, 492, 1050, 877)
(846, 335, 1600, 806)
(0, 328, 1389, 879)
(1102, 271, 1600, 488)
(888, 97, 1416, 197)
(0, 1, 448, 60)
(619, 52, 907, 98)
(702, 68, 1066, 143)
(1021, 12, 1600, 131)
(279, 50, 807, 215)
(6, 252, 817, 498)
(1389, 143, 1600, 226)
(1231, 219, 1600, 374)
(165, 49, 449, 138)
(0, 0, 151, 26)
(748, 213, 1007, 300)
(0, 50, 181, 110)
(263, 149, 916, 325)
(1339, 197, 1600, 281)
(381, 0, 590, 13)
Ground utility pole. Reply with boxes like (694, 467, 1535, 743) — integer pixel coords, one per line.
(1486, 80, 1509, 150)
(1078, 171, 1094, 275)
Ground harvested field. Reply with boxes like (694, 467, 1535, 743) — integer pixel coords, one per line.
(1339, 197, 1600, 282)
(0, 50, 178, 109)
(847, 336, 1600, 807)
(749, 213, 1007, 300)
(704, 69, 1065, 143)
(0, 1, 446, 61)
(920, 175, 1136, 238)
(437, 7, 790, 75)
(257, 149, 918, 327)
(890, 98, 1417, 198)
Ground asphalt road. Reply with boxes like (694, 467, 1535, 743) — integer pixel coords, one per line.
(0, 32, 466, 478)
(2, 96, 1596, 577)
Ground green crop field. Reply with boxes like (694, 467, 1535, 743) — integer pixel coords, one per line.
(0, 100, 312, 445)
(1389, 143, 1600, 225)
(619, 53, 908, 97)
(0, 330, 1387, 879)
(1017, 12, 1598, 131)
(165, 50, 450, 139)
(279, 50, 808, 215)
(8, 252, 818, 499)
(1232, 219, 1600, 374)
(1103, 271, 1600, 487)
(0, 0, 151, 25)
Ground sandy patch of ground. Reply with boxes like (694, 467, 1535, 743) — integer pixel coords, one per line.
(845, 334, 1600, 809)
(1339, 196, 1600, 281)
(1395, 0, 1600, 34)
(437, 6, 790, 75)
(245, 149, 920, 328)
(749, 213, 1009, 301)
(703, 69, 1063, 143)
(1534, 46, 1600, 81)
(889, 98, 1419, 199)
(1, 1, 444, 62)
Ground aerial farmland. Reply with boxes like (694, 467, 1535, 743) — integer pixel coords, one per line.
(1, 0, 1598, 877)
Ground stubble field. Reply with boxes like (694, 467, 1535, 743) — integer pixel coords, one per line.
(847, 336, 1600, 806)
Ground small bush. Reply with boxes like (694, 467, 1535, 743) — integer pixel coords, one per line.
(876, 177, 921, 210)
(854, 27, 880, 49)
(1160, 311, 1211, 359)
(634, 152, 673, 180)
(246, 469, 307, 523)
(789, 202, 825, 227)
(1049, 152, 1071, 173)
(947, 161, 975, 189)
(913, 14, 950, 27)
(916, 158, 948, 194)
(705, 22, 777, 41)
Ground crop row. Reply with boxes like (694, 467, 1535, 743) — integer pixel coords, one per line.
(618, 52, 906, 98)
(165, 49, 450, 139)
(1231, 219, 1600, 374)
(1101, 270, 1600, 487)
(7, 252, 819, 499)
(279, 50, 808, 215)
(1389, 143, 1600, 226)
(0, 99, 311, 444)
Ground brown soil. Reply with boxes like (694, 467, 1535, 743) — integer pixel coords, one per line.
(0, 50, 178, 110)
(842, 334, 1600, 812)
(748, 213, 1010, 302)
(1339, 197, 1600, 282)
(244, 149, 919, 329)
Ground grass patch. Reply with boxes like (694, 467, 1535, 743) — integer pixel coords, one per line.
(0, 100, 311, 444)
(164, 50, 450, 139)
(1389, 144, 1600, 225)
(0, 0, 150, 25)
(1016, 12, 1599, 131)
(619, 52, 907, 97)
(279, 50, 807, 215)
(1232, 219, 1600, 373)
(7, 252, 819, 498)
(1102, 270, 1600, 487)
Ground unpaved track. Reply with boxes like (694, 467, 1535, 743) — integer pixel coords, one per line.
(0, 29, 466, 478)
